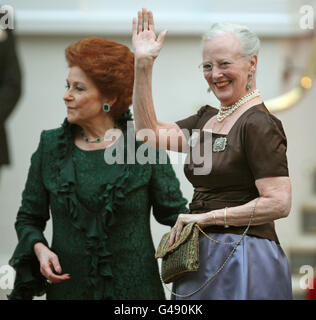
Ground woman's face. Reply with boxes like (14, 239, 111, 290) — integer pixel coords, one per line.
(64, 66, 105, 125)
(202, 33, 257, 106)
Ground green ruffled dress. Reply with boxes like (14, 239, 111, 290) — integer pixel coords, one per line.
(8, 119, 188, 300)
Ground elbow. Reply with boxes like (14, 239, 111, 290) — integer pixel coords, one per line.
(277, 194, 292, 218)
(280, 202, 291, 218)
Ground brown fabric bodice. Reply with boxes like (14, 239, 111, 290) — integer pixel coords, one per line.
(176, 103, 289, 244)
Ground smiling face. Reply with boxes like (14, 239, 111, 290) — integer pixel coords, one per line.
(202, 33, 257, 106)
(64, 66, 107, 126)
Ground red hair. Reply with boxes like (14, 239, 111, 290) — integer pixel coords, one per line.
(65, 37, 134, 121)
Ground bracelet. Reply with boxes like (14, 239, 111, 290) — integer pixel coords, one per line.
(224, 207, 229, 228)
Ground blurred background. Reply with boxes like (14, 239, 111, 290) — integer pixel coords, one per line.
(0, 0, 316, 300)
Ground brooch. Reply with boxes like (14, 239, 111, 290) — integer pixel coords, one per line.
(213, 137, 227, 152)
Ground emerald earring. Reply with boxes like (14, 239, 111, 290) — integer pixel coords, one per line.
(103, 103, 110, 112)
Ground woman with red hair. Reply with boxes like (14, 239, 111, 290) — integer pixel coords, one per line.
(8, 37, 188, 299)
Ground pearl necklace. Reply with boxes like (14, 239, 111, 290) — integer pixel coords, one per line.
(217, 89, 261, 122)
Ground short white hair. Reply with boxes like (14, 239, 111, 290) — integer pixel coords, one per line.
(202, 22, 260, 58)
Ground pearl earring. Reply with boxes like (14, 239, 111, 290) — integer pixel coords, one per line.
(103, 103, 110, 112)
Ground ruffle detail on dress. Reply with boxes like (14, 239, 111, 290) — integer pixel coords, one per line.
(7, 256, 49, 300)
(56, 118, 130, 299)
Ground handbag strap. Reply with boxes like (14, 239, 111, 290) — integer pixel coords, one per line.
(162, 198, 259, 298)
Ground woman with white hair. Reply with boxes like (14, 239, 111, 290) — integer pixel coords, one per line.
(132, 8, 292, 299)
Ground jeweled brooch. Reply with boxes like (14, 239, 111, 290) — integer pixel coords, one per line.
(213, 137, 227, 152)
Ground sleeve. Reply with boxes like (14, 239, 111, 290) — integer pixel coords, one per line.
(0, 29, 22, 123)
(8, 132, 50, 300)
(243, 111, 289, 180)
(175, 105, 210, 136)
(149, 150, 189, 227)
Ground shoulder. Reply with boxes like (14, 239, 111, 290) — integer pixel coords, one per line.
(41, 127, 64, 140)
(40, 127, 64, 148)
(245, 107, 272, 127)
(176, 105, 217, 132)
(178, 104, 217, 120)
(243, 103, 287, 139)
(245, 104, 283, 128)
(197, 105, 218, 118)
(39, 119, 72, 152)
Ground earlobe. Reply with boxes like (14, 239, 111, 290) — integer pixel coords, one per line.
(250, 55, 257, 71)
(103, 103, 112, 112)
(102, 96, 117, 108)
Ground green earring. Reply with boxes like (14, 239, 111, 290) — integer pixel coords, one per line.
(103, 103, 110, 112)
(247, 73, 253, 90)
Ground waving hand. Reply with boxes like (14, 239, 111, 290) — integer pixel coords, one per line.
(132, 8, 168, 61)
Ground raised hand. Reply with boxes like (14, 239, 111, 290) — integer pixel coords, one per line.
(132, 8, 168, 61)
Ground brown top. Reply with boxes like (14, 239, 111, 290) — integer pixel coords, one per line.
(176, 103, 289, 244)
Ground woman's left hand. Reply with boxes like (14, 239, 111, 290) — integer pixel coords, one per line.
(168, 213, 209, 247)
(132, 8, 168, 61)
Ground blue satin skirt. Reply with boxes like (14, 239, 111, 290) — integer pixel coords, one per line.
(171, 233, 292, 300)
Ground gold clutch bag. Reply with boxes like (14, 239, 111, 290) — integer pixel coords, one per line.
(155, 223, 199, 284)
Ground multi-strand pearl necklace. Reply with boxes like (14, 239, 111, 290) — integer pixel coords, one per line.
(216, 89, 261, 122)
